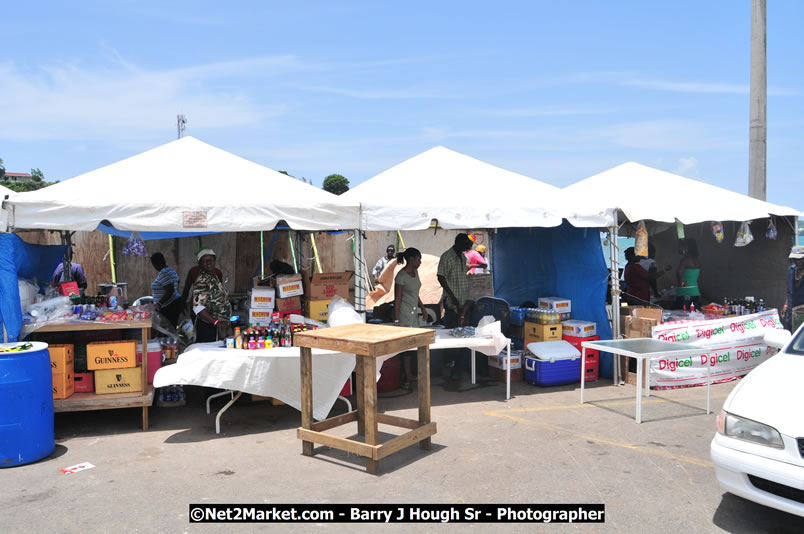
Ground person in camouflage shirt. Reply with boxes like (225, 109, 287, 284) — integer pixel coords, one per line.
(192, 248, 233, 342)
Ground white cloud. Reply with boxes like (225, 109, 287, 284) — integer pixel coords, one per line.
(674, 156, 700, 178)
(0, 55, 299, 142)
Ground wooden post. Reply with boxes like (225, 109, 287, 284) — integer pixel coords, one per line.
(354, 356, 365, 436)
(362, 356, 378, 474)
(300, 347, 314, 456)
(417, 345, 431, 450)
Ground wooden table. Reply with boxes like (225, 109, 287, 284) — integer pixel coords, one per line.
(31, 321, 154, 430)
(294, 323, 436, 474)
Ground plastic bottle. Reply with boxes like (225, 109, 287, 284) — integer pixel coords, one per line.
(248, 336, 256, 350)
(257, 336, 265, 349)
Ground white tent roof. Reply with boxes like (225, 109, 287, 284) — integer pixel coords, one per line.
(5, 137, 360, 232)
(342, 146, 613, 230)
(563, 162, 800, 224)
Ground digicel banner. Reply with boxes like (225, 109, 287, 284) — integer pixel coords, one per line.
(650, 309, 783, 388)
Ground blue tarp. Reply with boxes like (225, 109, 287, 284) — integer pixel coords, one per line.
(0, 234, 67, 341)
(98, 222, 215, 241)
(492, 222, 614, 376)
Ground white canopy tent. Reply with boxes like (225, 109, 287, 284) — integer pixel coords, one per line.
(562, 162, 800, 224)
(4, 136, 360, 233)
(562, 161, 801, 364)
(342, 146, 614, 230)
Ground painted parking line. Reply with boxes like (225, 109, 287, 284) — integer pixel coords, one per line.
(484, 402, 717, 468)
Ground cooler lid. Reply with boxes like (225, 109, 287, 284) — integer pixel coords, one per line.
(527, 340, 580, 362)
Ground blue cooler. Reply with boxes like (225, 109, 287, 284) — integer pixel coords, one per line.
(525, 340, 581, 386)
(0, 341, 55, 467)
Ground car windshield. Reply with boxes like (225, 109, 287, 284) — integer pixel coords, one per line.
(786, 327, 804, 355)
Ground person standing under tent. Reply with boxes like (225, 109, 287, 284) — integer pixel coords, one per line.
(393, 248, 426, 388)
(150, 252, 183, 327)
(465, 243, 488, 274)
(51, 261, 88, 293)
(182, 253, 223, 315)
(192, 248, 232, 343)
(437, 233, 474, 380)
(783, 245, 804, 331)
(676, 238, 701, 309)
(373, 244, 396, 284)
(624, 247, 651, 306)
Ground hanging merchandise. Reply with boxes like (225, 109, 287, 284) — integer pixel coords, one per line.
(766, 219, 778, 240)
(676, 219, 685, 239)
(634, 221, 648, 257)
(121, 231, 147, 256)
(711, 222, 724, 244)
(734, 221, 754, 247)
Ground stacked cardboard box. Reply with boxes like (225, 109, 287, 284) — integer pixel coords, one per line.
(308, 272, 353, 322)
(87, 341, 142, 395)
(49, 344, 75, 399)
(619, 306, 663, 386)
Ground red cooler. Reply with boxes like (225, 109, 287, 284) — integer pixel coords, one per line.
(136, 340, 163, 385)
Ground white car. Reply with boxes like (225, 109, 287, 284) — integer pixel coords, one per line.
(711, 328, 804, 517)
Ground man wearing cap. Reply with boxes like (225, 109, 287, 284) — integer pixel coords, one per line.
(437, 233, 475, 381)
(372, 244, 396, 284)
(192, 248, 233, 342)
(783, 245, 804, 331)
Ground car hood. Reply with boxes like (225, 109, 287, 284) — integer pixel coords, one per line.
(726, 352, 804, 436)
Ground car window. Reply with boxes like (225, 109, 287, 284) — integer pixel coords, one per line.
(787, 328, 804, 355)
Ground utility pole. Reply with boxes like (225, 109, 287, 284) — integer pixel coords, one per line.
(748, 0, 766, 200)
(177, 114, 187, 139)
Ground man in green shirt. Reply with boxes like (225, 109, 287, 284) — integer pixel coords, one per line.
(437, 233, 475, 381)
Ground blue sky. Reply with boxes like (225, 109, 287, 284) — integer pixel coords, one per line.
(2, 1, 803, 207)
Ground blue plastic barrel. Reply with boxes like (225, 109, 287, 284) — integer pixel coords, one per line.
(0, 342, 55, 467)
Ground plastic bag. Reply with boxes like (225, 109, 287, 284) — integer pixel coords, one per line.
(634, 221, 648, 257)
(735, 221, 754, 247)
(766, 219, 778, 240)
(711, 221, 724, 244)
(327, 295, 364, 327)
(122, 231, 147, 257)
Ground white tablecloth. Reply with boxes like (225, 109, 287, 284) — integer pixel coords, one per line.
(153, 324, 509, 421)
(153, 342, 355, 421)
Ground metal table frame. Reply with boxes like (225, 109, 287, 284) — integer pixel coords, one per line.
(580, 338, 711, 424)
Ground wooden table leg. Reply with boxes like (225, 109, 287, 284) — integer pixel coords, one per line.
(354, 355, 365, 436)
(142, 407, 149, 430)
(362, 355, 379, 474)
(417, 345, 432, 450)
(300, 347, 314, 456)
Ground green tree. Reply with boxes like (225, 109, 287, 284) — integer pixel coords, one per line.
(30, 168, 44, 182)
(322, 174, 349, 195)
(0, 157, 5, 180)
(1, 180, 56, 193)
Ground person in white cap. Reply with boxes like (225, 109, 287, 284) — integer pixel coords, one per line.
(783, 245, 804, 331)
(191, 248, 233, 342)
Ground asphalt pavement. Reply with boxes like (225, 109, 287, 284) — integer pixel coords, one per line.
(3, 374, 803, 533)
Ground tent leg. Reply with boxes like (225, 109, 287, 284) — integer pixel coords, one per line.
(608, 224, 621, 385)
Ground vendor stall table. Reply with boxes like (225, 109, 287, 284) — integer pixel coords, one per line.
(294, 323, 436, 475)
(32, 320, 153, 430)
(580, 338, 710, 424)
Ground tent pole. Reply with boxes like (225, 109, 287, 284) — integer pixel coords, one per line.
(108, 234, 117, 283)
(396, 230, 406, 251)
(260, 231, 264, 278)
(310, 233, 323, 274)
(609, 220, 621, 385)
(353, 206, 367, 316)
(288, 231, 298, 273)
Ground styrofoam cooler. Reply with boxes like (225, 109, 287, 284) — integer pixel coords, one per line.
(136, 340, 162, 385)
(525, 341, 581, 386)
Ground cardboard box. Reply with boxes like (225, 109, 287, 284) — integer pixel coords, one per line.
(59, 281, 80, 297)
(248, 308, 274, 326)
(278, 309, 302, 319)
(276, 273, 304, 298)
(308, 299, 330, 322)
(621, 306, 663, 324)
(49, 344, 74, 374)
(468, 273, 494, 302)
(621, 357, 648, 387)
(249, 287, 275, 309)
(94, 366, 143, 394)
(490, 366, 523, 382)
(309, 272, 353, 301)
(561, 320, 596, 337)
(538, 297, 571, 313)
(251, 395, 285, 406)
(523, 321, 562, 345)
(52, 371, 74, 399)
(488, 350, 524, 370)
(621, 316, 658, 339)
(276, 295, 302, 312)
(86, 341, 137, 370)
(73, 372, 94, 393)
